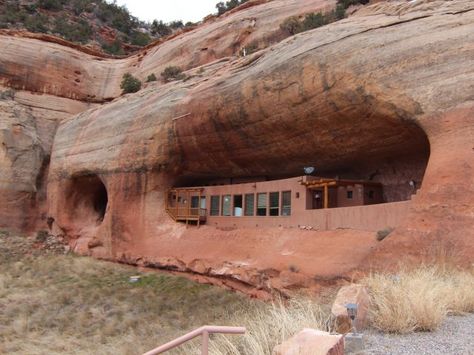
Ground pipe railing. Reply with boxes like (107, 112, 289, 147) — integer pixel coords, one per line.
(143, 325, 246, 355)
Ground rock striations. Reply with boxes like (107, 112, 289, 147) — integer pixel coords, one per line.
(0, 0, 473, 295)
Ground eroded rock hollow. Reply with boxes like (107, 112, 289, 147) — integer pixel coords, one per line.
(1, 0, 473, 295)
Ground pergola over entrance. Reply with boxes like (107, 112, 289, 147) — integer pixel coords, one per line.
(300, 178, 383, 209)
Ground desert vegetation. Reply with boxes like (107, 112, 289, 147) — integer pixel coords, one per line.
(0, 232, 254, 354)
(120, 73, 142, 94)
(146, 73, 158, 82)
(364, 265, 474, 333)
(161, 66, 186, 82)
(280, 0, 370, 36)
(1, 231, 472, 354)
(216, 0, 250, 16)
(0, 0, 194, 54)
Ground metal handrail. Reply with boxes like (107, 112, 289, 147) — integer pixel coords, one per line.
(143, 325, 246, 355)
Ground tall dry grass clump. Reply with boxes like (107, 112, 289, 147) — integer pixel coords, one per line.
(178, 298, 332, 355)
(364, 265, 474, 334)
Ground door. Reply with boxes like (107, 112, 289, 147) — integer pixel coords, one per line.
(312, 190, 323, 209)
(191, 196, 200, 215)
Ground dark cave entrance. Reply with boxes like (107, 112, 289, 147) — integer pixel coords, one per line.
(65, 175, 108, 225)
(92, 180, 108, 222)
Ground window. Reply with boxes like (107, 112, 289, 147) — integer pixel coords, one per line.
(347, 191, 353, 199)
(281, 191, 291, 216)
(269, 192, 279, 216)
(233, 195, 243, 216)
(244, 193, 255, 216)
(257, 193, 267, 216)
(222, 195, 231, 216)
(210, 196, 220, 216)
(191, 196, 199, 208)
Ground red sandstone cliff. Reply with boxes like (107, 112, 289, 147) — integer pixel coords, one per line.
(1, 0, 473, 295)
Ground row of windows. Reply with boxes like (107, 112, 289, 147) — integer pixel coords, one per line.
(210, 191, 291, 217)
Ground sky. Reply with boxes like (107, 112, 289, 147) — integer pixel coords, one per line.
(110, 0, 219, 24)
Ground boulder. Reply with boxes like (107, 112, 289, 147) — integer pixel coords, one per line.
(273, 328, 344, 355)
(331, 285, 369, 334)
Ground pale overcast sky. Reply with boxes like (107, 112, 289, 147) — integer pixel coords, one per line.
(110, 0, 219, 24)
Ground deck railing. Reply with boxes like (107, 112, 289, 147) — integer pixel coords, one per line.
(143, 325, 246, 355)
(166, 207, 207, 219)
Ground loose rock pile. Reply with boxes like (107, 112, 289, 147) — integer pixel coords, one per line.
(35, 231, 70, 254)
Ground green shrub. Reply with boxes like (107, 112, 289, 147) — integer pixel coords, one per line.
(216, 0, 249, 16)
(71, 0, 93, 15)
(376, 227, 394, 241)
(281, 12, 329, 36)
(102, 39, 125, 55)
(161, 66, 185, 82)
(280, 0, 370, 35)
(36, 230, 49, 242)
(2, 3, 28, 24)
(24, 14, 49, 33)
(240, 41, 259, 56)
(38, 0, 64, 11)
(169, 20, 184, 29)
(150, 20, 172, 37)
(280, 16, 303, 35)
(146, 73, 157, 82)
(335, 0, 370, 19)
(301, 12, 327, 30)
(120, 73, 142, 94)
(54, 18, 92, 44)
(130, 30, 151, 46)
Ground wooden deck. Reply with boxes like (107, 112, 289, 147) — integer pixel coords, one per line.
(166, 188, 207, 226)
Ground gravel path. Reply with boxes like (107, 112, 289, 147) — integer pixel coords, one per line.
(363, 314, 474, 355)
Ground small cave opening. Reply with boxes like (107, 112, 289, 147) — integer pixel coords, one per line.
(64, 175, 108, 226)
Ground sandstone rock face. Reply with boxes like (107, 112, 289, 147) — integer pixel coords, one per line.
(0, 87, 94, 231)
(0, 0, 473, 293)
(331, 285, 369, 334)
(272, 329, 344, 355)
(0, 0, 335, 101)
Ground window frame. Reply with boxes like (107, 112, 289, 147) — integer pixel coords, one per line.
(256, 192, 267, 216)
(281, 190, 291, 216)
(210, 195, 220, 216)
(269, 191, 279, 216)
(244, 193, 255, 216)
(222, 194, 232, 216)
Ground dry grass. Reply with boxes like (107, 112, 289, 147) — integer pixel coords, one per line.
(0, 233, 333, 355)
(177, 298, 332, 355)
(2, 231, 473, 354)
(0, 234, 255, 355)
(363, 265, 474, 334)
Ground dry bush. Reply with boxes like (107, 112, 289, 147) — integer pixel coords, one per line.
(176, 298, 332, 355)
(363, 265, 474, 334)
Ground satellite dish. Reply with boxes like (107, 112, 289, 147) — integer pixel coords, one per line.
(304, 167, 315, 175)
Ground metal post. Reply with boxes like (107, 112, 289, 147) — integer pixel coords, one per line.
(201, 330, 209, 355)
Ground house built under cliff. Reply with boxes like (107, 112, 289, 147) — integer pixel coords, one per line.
(165, 175, 409, 230)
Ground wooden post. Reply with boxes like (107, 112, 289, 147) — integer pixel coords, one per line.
(186, 190, 190, 224)
(324, 184, 329, 209)
(198, 190, 201, 227)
